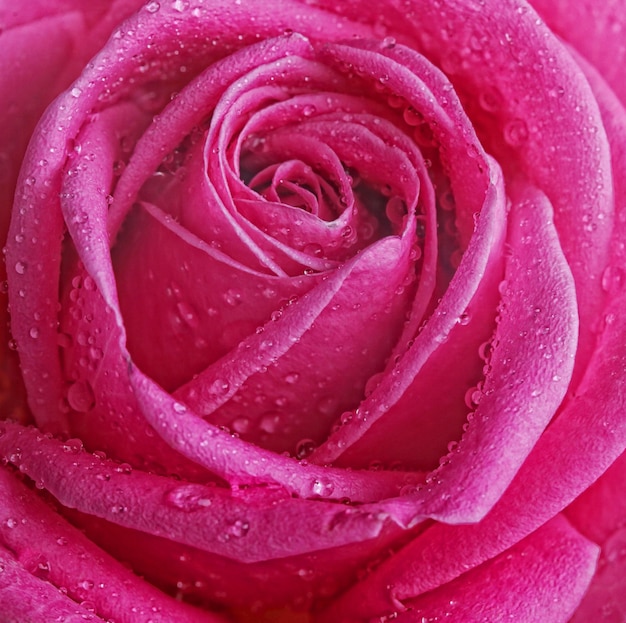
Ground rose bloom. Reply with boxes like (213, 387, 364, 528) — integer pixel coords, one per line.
(1, 0, 625, 621)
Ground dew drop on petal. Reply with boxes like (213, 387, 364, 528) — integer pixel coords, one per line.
(67, 380, 95, 412)
(311, 478, 335, 497)
(227, 519, 250, 538)
(259, 412, 281, 434)
(601, 265, 624, 293)
(295, 438, 316, 459)
(62, 438, 83, 454)
(231, 417, 251, 434)
(284, 372, 300, 384)
(503, 118, 529, 146)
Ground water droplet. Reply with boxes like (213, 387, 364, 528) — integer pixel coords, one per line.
(464, 386, 482, 409)
(458, 311, 471, 325)
(5, 518, 18, 528)
(14, 261, 26, 274)
(209, 379, 230, 395)
(29, 327, 39, 339)
(223, 289, 242, 306)
(364, 372, 384, 397)
(478, 87, 501, 112)
(339, 411, 353, 425)
(503, 119, 529, 146)
(172, 402, 187, 413)
(227, 519, 250, 538)
(176, 301, 199, 328)
(67, 380, 95, 412)
(295, 438, 316, 459)
(478, 340, 494, 361)
(284, 372, 300, 384)
(303, 243, 324, 257)
(311, 478, 335, 497)
(110, 505, 127, 514)
(302, 104, 316, 117)
(62, 438, 83, 454)
(385, 196, 406, 225)
(602, 265, 624, 293)
(259, 412, 281, 434)
(145, 0, 160, 12)
(231, 417, 251, 434)
(403, 106, 422, 126)
(70, 87, 82, 98)
(165, 485, 211, 512)
(114, 463, 133, 475)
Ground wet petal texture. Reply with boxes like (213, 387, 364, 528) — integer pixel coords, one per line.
(1, 0, 625, 621)
(0, 0, 146, 422)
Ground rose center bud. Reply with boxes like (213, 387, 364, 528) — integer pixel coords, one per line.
(108, 33, 483, 461)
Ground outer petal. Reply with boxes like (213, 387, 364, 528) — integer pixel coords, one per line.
(529, 0, 626, 106)
(301, 0, 613, 385)
(314, 48, 626, 606)
(567, 451, 626, 623)
(563, 32, 626, 623)
(0, 466, 221, 623)
(370, 516, 597, 623)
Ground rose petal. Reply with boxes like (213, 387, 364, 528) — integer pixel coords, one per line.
(5, 0, 374, 435)
(319, 515, 597, 623)
(325, 231, 626, 620)
(307, 0, 613, 384)
(529, 0, 626, 106)
(0, 422, 391, 563)
(0, 466, 220, 623)
(310, 158, 505, 467)
(0, 545, 108, 623)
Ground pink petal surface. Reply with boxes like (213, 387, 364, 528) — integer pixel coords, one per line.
(322, 250, 626, 621)
(562, 40, 626, 623)
(0, 0, 143, 422)
(0, 466, 219, 623)
(0, 545, 108, 623)
(529, 0, 626, 106)
(306, 0, 613, 383)
(0, 422, 418, 612)
(341, 515, 597, 623)
(5, 0, 374, 437)
(567, 451, 626, 623)
(3, 0, 625, 621)
(0, 422, 391, 562)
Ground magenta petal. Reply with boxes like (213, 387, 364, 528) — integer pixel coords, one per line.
(309, 0, 613, 382)
(0, 422, 392, 563)
(320, 515, 596, 623)
(567, 451, 626, 623)
(130, 351, 421, 503)
(310, 160, 505, 468)
(0, 466, 220, 623)
(529, 0, 626, 106)
(569, 526, 626, 623)
(0, 546, 108, 623)
(171, 217, 416, 454)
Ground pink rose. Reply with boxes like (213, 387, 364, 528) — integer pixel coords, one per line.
(1, 0, 625, 621)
